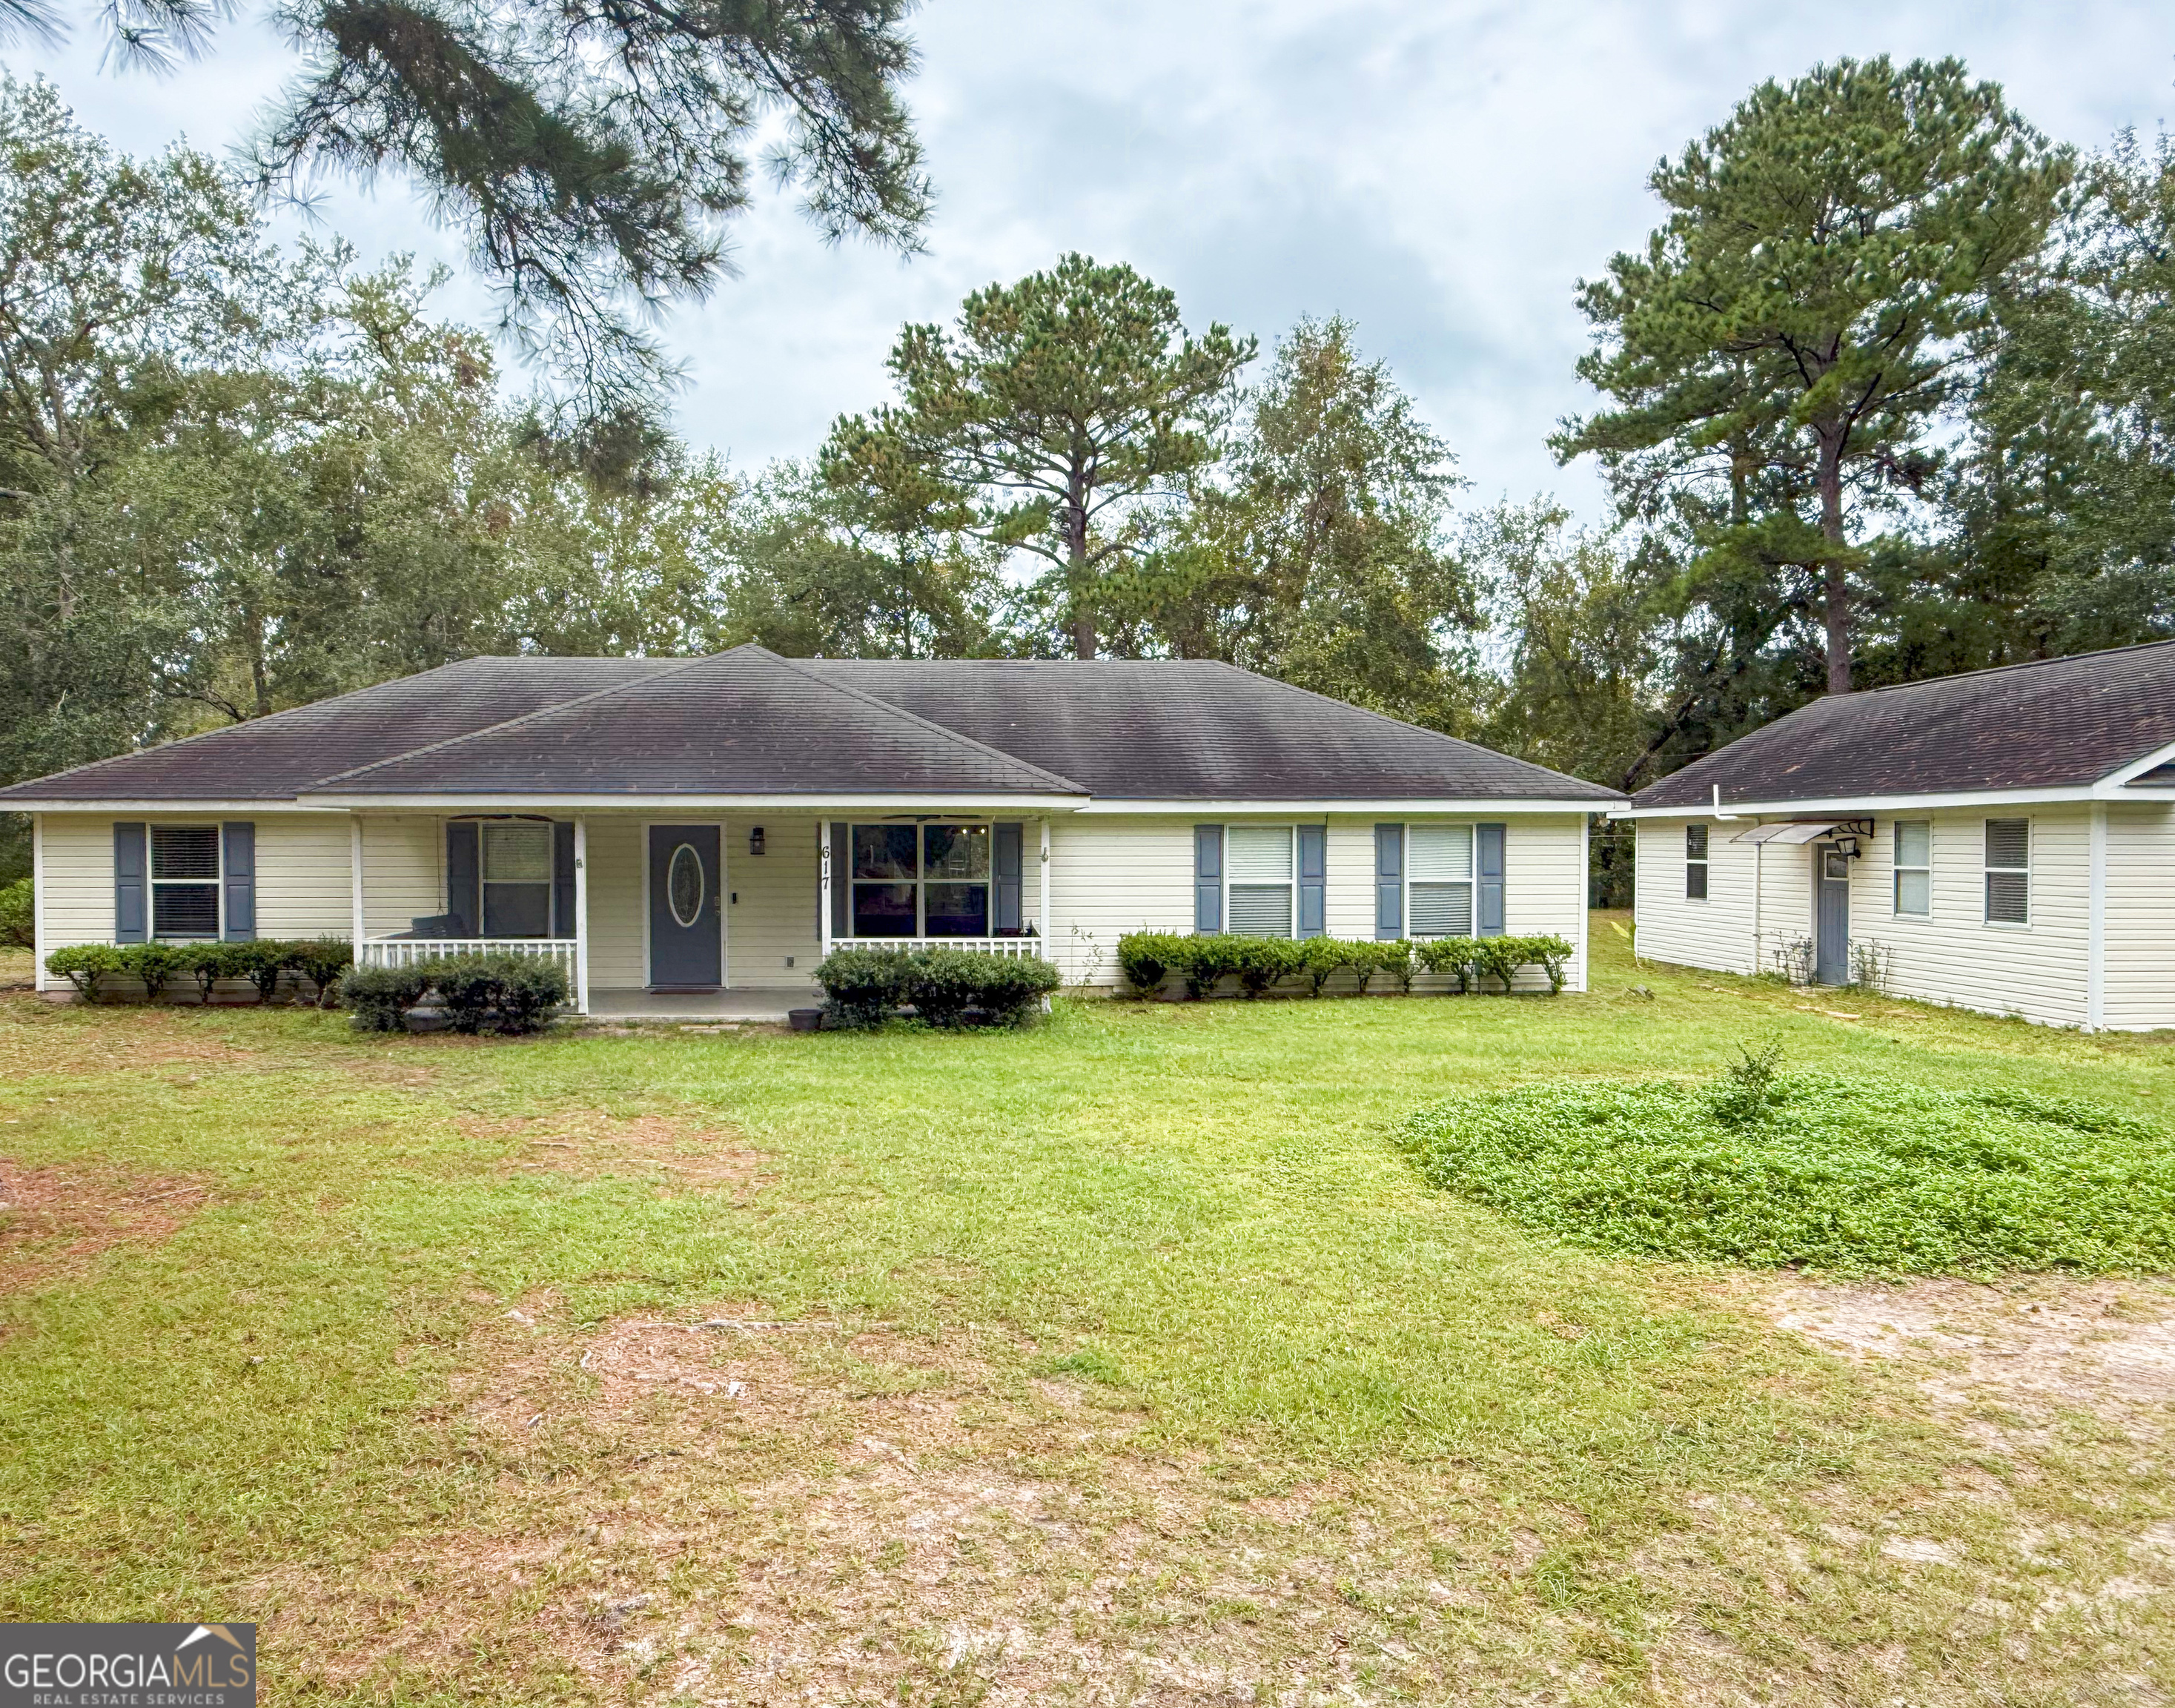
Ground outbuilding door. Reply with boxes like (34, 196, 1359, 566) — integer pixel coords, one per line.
(649, 825, 721, 989)
(1813, 844, 1851, 985)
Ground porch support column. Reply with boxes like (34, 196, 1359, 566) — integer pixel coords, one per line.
(574, 816, 590, 1016)
(1038, 818, 1051, 961)
(819, 824, 833, 962)
(349, 815, 365, 950)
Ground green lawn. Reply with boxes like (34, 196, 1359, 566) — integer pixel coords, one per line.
(2, 917, 2172, 1704)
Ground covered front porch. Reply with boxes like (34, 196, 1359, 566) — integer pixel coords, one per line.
(345, 810, 1056, 1016)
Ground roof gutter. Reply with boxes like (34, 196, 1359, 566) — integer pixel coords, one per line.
(297, 791, 1094, 812)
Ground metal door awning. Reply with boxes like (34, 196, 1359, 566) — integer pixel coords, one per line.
(1731, 821, 1847, 845)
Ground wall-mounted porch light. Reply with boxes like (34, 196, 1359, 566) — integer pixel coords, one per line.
(1833, 833, 1861, 858)
(749, 825, 766, 856)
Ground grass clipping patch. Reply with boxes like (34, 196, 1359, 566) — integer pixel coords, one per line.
(1400, 1056, 2175, 1276)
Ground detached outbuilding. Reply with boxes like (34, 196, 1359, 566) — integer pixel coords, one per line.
(1618, 642, 2175, 1031)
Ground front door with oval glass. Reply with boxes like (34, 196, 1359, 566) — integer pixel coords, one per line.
(649, 825, 721, 989)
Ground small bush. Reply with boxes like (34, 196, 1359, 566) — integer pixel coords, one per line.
(1400, 1071, 2175, 1276)
(285, 938, 355, 1007)
(1709, 1036, 1786, 1127)
(45, 942, 123, 1001)
(427, 955, 570, 1035)
(118, 942, 185, 1002)
(816, 947, 916, 1028)
(1374, 939, 1417, 993)
(0, 878, 31, 948)
(1416, 936, 1477, 992)
(341, 964, 429, 1032)
(815, 946, 1059, 1030)
(1227, 936, 1302, 998)
(175, 941, 250, 1002)
(1300, 936, 1364, 996)
(1116, 932, 1188, 997)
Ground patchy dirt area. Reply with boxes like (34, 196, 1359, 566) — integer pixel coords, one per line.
(0, 1157, 207, 1294)
(1770, 1276, 2175, 1446)
(269, 1307, 1574, 1707)
(459, 1113, 766, 1194)
(0, 993, 257, 1077)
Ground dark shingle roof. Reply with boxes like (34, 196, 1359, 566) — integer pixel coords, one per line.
(0, 657, 678, 803)
(0, 647, 1622, 806)
(810, 659, 1614, 801)
(1634, 641, 2175, 810)
(310, 646, 1086, 798)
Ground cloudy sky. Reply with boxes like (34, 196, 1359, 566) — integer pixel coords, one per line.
(13, 1, 2175, 516)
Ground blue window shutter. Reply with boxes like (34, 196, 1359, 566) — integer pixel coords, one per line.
(114, 821, 148, 944)
(446, 821, 480, 937)
(1374, 824, 1403, 939)
(1194, 825, 1223, 933)
(1297, 824, 1326, 939)
(552, 821, 575, 937)
(222, 821, 256, 941)
(993, 822, 1024, 933)
(1477, 822, 1506, 936)
(830, 821, 850, 939)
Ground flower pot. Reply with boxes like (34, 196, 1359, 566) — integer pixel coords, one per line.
(787, 1007, 823, 1033)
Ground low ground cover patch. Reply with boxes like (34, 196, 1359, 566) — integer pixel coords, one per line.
(1401, 1065, 2175, 1275)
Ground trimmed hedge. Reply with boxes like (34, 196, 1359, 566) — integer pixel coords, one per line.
(44, 938, 354, 1005)
(1118, 932, 1576, 999)
(815, 945, 1060, 1030)
(340, 953, 569, 1035)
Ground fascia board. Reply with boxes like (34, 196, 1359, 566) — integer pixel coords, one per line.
(1073, 798, 1621, 815)
(1612, 785, 2100, 819)
(299, 792, 1092, 812)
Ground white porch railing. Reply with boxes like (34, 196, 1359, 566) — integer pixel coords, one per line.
(359, 938, 579, 975)
(832, 937, 1045, 959)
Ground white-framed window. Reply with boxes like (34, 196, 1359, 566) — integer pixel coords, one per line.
(1893, 819, 1930, 917)
(849, 822, 992, 937)
(1984, 818, 2030, 925)
(1407, 823, 1474, 937)
(482, 821, 554, 937)
(1686, 822, 1709, 901)
(150, 824, 220, 939)
(1226, 824, 1295, 938)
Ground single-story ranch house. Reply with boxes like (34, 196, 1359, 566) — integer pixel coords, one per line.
(1618, 641, 2175, 1031)
(1, 645, 1621, 1015)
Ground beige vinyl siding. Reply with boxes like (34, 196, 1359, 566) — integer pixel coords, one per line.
(1050, 811, 1591, 991)
(1635, 806, 2097, 1028)
(726, 815, 822, 990)
(1854, 807, 2090, 1027)
(35, 810, 358, 992)
(1045, 815, 1197, 986)
(583, 815, 646, 990)
(357, 816, 441, 939)
(2102, 801, 2175, 1031)
(1634, 818, 1760, 976)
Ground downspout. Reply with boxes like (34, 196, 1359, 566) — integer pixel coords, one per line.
(2088, 802, 2108, 1030)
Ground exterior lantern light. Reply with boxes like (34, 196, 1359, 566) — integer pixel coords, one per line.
(749, 826, 766, 856)
(1833, 834, 1860, 858)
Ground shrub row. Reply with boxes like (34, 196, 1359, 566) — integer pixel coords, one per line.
(342, 954, 571, 1035)
(815, 946, 1060, 1030)
(45, 938, 354, 1005)
(1117, 932, 1576, 999)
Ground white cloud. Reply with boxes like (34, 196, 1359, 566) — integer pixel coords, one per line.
(10, 0, 2174, 514)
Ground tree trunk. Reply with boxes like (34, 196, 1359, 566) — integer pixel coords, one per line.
(1816, 425, 1850, 694)
(1066, 491, 1094, 660)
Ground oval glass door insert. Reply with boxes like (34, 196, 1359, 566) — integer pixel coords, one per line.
(666, 843, 705, 928)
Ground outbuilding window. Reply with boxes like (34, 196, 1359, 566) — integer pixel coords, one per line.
(1893, 820, 1930, 916)
(151, 825, 221, 939)
(1685, 823, 1709, 901)
(1984, 818, 2030, 925)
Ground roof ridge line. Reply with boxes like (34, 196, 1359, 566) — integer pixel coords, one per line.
(302, 651, 732, 791)
(764, 651, 1091, 794)
(1847, 637, 2175, 698)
